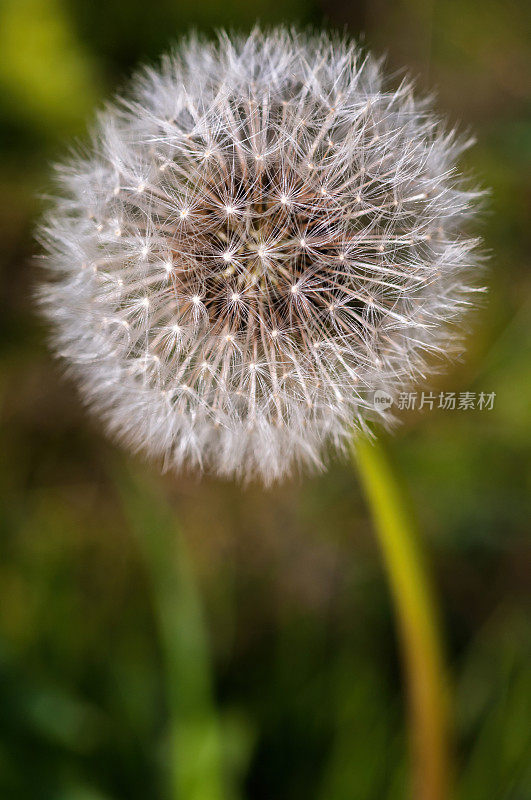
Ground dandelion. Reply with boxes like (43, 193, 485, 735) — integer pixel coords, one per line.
(38, 28, 482, 483)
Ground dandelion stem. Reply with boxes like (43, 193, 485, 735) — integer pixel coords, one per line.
(351, 434, 450, 800)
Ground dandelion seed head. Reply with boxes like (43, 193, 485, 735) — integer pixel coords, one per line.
(38, 28, 483, 484)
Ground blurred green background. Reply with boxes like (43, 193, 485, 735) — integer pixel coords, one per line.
(0, 0, 530, 798)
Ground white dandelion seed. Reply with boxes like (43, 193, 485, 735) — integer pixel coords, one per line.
(37, 28, 484, 484)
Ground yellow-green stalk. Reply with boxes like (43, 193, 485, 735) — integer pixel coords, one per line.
(352, 434, 451, 800)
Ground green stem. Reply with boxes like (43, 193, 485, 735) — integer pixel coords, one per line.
(351, 434, 451, 800)
(118, 469, 225, 800)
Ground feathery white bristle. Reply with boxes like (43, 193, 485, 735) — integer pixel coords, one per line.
(38, 28, 483, 484)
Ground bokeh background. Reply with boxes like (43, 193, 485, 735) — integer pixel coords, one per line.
(1, 1, 530, 798)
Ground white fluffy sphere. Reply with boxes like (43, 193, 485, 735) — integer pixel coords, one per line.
(38, 28, 482, 483)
